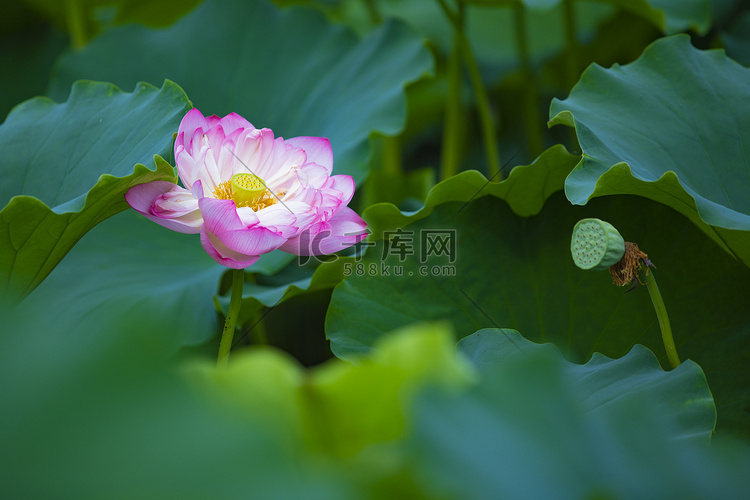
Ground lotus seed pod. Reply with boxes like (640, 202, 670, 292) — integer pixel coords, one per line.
(571, 218, 626, 271)
(231, 173, 265, 206)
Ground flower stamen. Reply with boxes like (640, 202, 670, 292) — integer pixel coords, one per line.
(213, 180, 233, 201)
(211, 177, 286, 211)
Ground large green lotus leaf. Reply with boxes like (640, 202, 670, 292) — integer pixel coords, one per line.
(363, 144, 580, 239)
(0, 296, 351, 499)
(459, 329, 715, 445)
(549, 35, 750, 267)
(21, 208, 225, 348)
(47, 0, 433, 183)
(20, 203, 350, 350)
(326, 177, 750, 434)
(0, 80, 189, 302)
(407, 345, 750, 499)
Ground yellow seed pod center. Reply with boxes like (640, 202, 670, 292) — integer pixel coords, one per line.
(231, 173, 265, 206)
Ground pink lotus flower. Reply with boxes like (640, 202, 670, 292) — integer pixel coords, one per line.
(125, 109, 367, 268)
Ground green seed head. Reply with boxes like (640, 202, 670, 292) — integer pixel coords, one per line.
(231, 173, 265, 206)
(571, 218, 626, 271)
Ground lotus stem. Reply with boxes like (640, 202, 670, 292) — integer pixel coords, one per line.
(435, 0, 502, 178)
(441, 30, 464, 180)
(363, 0, 382, 25)
(643, 270, 680, 369)
(66, 0, 87, 49)
(383, 135, 402, 175)
(457, 28, 502, 178)
(217, 268, 244, 368)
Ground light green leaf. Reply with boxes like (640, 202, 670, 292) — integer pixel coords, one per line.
(549, 35, 750, 267)
(0, 80, 189, 301)
(185, 347, 308, 441)
(301, 322, 474, 457)
(47, 0, 434, 184)
(190, 322, 474, 458)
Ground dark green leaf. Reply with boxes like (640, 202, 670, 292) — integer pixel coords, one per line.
(326, 169, 750, 435)
(22, 208, 225, 348)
